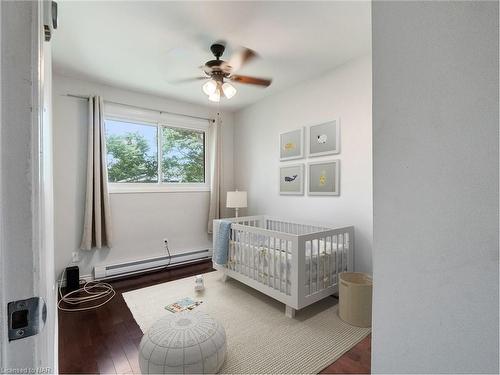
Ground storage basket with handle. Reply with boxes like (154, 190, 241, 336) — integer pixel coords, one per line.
(339, 272, 372, 328)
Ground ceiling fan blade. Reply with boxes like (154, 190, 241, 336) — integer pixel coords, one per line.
(222, 47, 258, 73)
(230, 75, 272, 87)
(169, 77, 208, 85)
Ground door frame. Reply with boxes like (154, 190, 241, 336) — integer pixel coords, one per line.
(0, 0, 56, 371)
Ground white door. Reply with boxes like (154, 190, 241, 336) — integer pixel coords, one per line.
(0, 1, 56, 372)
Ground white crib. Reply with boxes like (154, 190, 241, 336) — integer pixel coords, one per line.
(213, 215, 354, 317)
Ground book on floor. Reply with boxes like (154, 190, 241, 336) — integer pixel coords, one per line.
(165, 297, 203, 313)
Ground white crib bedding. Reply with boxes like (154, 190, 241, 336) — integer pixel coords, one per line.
(228, 239, 346, 294)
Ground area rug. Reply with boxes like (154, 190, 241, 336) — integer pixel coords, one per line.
(123, 270, 370, 374)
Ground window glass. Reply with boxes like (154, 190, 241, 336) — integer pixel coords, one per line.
(105, 119, 158, 183)
(161, 127, 205, 183)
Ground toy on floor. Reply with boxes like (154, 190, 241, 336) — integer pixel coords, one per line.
(194, 275, 204, 292)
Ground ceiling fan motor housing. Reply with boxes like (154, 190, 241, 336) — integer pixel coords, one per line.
(204, 43, 229, 79)
(210, 43, 225, 59)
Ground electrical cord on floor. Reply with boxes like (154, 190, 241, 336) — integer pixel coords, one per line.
(162, 238, 172, 270)
(58, 240, 171, 311)
(57, 267, 116, 312)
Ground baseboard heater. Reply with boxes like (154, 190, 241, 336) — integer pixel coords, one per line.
(94, 249, 212, 280)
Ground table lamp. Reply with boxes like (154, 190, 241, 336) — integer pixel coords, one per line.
(226, 190, 247, 218)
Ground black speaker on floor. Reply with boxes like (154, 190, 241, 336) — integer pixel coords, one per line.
(65, 266, 80, 293)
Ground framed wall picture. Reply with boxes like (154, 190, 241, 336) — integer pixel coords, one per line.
(280, 128, 304, 161)
(279, 164, 304, 195)
(308, 160, 340, 196)
(308, 119, 340, 157)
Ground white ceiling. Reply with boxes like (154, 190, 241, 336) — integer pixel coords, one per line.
(53, 1, 371, 111)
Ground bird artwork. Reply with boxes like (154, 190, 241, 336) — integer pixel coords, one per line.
(317, 134, 328, 144)
(283, 142, 296, 151)
(284, 174, 298, 182)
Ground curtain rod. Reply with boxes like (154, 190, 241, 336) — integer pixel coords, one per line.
(65, 94, 216, 123)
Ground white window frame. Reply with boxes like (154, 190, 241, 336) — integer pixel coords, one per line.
(104, 103, 210, 193)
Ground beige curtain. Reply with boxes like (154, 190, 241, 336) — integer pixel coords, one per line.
(207, 114, 222, 233)
(80, 96, 113, 250)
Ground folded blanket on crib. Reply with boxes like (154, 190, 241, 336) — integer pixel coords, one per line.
(213, 220, 231, 266)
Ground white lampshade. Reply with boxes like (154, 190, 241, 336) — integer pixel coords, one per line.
(226, 191, 247, 208)
(208, 89, 221, 103)
(202, 79, 217, 95)
(222, 82, 237, 99)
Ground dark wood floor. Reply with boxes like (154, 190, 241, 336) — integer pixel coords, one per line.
(59, 260, 371, 374)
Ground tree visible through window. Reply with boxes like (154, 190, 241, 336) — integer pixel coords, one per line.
(106, 120, 158, 183)
(162, 127, 205, 183)
(105, 119, 206, 184)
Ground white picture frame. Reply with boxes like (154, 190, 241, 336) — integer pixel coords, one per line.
(307, 160, 340, 196)
(279, 164, 304, 195)
(308, 119, 340, 157)
(280, 127, 304, 161)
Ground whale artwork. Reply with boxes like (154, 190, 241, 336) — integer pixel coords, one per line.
(280, 164, 304, 195)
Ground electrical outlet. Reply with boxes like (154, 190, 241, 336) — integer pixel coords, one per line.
(72, 251, 79, 263)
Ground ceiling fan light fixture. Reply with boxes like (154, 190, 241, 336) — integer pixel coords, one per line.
(222, 82, 237, 99)
(208, 90, 221, 103)
(202, 79, 217, 96)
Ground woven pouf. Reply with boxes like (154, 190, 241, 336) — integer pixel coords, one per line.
(138, 311, 227, 374)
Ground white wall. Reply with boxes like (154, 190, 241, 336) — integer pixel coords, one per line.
(234, 55, 373, 273)
(371, 2, 499, 373)
(53, 74, 234, 278)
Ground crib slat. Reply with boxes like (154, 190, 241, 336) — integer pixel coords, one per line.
(255, 233, 259, 282)
(344, 232, 348, 271)
(230, 228, 234, 270)
(248, 231, 251, 277)
(271, 236, 275, 289)
(335, 234, 342, 276)
(325, 237, 329, 288)
(232, 229, 236, 271)
(274, 238, 281, 290)
(254, 232, 257, 280)
(248, 231, 252, 276)
(339, 233, 344, 272)
(241, 229, 245, 273)
(279, 239, 283, 293)
(316, 239, 319, 293)
(306, 241, 313, 294)
(282, 239, 286, 293)
(243, 230, 246, 274)
(328, 236, 333, 287)
(266, 235, 270, 287)
(257, 233, 261, 282)
(250, 232, 253, 279)
(320, 237, 324, 289)
(283, 240, 288, 294)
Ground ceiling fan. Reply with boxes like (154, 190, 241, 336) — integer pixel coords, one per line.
(172, 43, 272, 103)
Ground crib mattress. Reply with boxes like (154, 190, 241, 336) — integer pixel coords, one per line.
(228, 240, 346, 294)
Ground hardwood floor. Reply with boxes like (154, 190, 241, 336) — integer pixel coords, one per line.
(58, 260, 371, 374)
(320, 334, 371, 374)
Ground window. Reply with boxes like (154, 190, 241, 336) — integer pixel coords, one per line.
(104, 112, 209, 193)
(162, 127, 205, 183)
(106, 119, 158, 183)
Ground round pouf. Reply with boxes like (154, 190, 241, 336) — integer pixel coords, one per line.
(139, 311, 227, 374)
